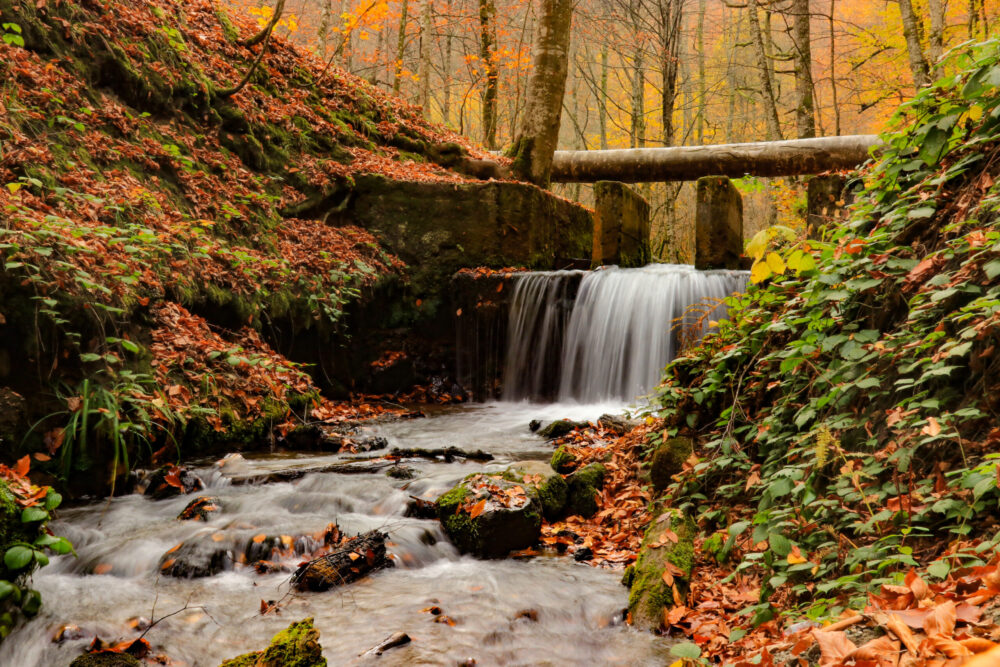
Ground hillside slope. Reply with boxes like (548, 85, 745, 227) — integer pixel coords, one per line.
(0, 0, 492, 481)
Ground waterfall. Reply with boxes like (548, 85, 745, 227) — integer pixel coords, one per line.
(503, 264, 748, 403)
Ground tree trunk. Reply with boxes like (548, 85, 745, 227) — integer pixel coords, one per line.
(696, 0, 706, 144)
(393, 0, 409, 94)
(748, 0, 782, 140)
(418, 0, 433, 113)
(549, 135, 880, 183)
(479, 0, 499, 149)
(829, 0, 840, 135)
(928, 0, 946, 65)
(443, 0, 453, 124)
(599, 45, 609, 150)
(631, 47, 646, 148)
(658, 0, 683, 147)
(508, 0, 574, 186)
(898, 0, 930, 88)
(790, 0, 816, 138)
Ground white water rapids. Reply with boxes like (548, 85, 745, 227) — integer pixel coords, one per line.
(504, 264, 749, 402)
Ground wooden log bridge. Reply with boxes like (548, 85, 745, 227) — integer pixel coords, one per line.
(549, 135, 881, 183)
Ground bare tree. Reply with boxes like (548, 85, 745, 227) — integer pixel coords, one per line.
(898, 0, 930, 88)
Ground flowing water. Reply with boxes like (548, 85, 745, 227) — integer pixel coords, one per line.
(1, 402, 672, 666)
(504, 264, 749, 403)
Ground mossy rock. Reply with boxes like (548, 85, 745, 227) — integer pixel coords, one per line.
(506, 461, 568, 521)
(220, 617, 327, 667)
(70, 654, 142, 667)
(626, 508, 696, 632)
(550, 445, 578, 474)
(649, 436, 693, 494)
(0, 480, 33, 580)
(537, 419, 584, 440)
(437, 474, 543, 558)
(565, 463, 606, 518)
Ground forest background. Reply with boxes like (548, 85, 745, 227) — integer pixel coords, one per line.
(217, 0, 1000, 259)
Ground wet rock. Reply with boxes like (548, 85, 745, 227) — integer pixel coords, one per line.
(649, 436, 693, 493)
(139, 465, 204, 500)
(281, 425, 387, 454)
(70, 654, 141, 667)
(550, 445, 578, 474)
(177, 496, 222, 521)
(405, 495, 438, 519)
(0, 387, 26, 447)
(597, 413, 638, 436)
(506, 461, 568, 521)
(389, 446, 493, 462)
(437, 473, 543, 558)
(573, 546, 594, 562)
(513, 608, 539, 622)
(528, 419, 541, 432)
(386, 465, 417, 480)
(292, 530, 391, 592)
(159, 539, 233, 578)
(537, 419, 585, 440)
(566, 463, 606, 518)
(219, 617, 326, 667)
(624, 507, 696, 632)
(361, 631, 411, 657)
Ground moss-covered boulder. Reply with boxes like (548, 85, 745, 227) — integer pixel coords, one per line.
(624, 508, 696, 632)
(70, 654, 142, 667)
(506, 461, 568, 521)
(649, 436, 693, 494)
(565, 463, 606, 518)
(550, 445, 578, 474)
(0, 481, 32, 579)
(220, 618, 326, 667)
(537, 419, 584, 440)
(437, 473, 543, 558)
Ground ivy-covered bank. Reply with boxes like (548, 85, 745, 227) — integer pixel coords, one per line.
(637, 37, 1000, 658)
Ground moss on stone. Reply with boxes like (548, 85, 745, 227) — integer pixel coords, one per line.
(565, 463, 606, 518)
(649, 436, 693, 494)
(538, 419, 581, 440)
(437, 474, 542, 558)
(550, 445, 577, 474)
(627, 508, 696, 632)
(0, 481, 33, 581)
(69, 654, 142, 667)
(505, 461, 568, 521)
(219, 617, 327, 667)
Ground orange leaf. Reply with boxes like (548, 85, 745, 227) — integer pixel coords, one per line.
(812, 630, 857, 666)
(923, 600, 957, 638)
(922, 416, 942, 437)
(960, 638, 997, 653)
(252, 534, 267, 544)
(905, 568, 930, 600)
(468, 499, 486, 519)
(661, 569, 674, 587)
(348, 551, 360, 561)
(93, 563, 113, 575)
(13, 455, 29, 478)
(160, 559, 175, 570)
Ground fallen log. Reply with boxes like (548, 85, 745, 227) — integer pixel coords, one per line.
(225, 460, 396, 485)
(291, 530, 392, 591)
(388, 446, 494, 462)
(548, 135, 881, 183)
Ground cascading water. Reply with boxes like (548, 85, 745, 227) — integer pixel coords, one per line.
(504, 264, 748, 403)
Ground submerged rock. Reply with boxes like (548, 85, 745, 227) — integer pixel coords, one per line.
(219, 617, 327, 667)
(649, 436, 693, 493)
(139, 465, 204, 500)
(623, 508, 696, 632)
(70, 654, 141, 667)
(437, 473, 543, 558)
(506, 461, 568, 521)
(386, 465, 417, 480)
(550, 445, 578, 474)
(537, 419, 585, 440)
(565, 463, 606, 518)
(177, 496, 222, 521)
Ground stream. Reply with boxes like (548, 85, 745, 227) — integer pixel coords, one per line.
(1, 402, 673, 666)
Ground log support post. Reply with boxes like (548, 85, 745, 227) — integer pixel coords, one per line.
(695, 176, 743, 270)
(806, 175, 852, 237)
(592, 181, 651, 268)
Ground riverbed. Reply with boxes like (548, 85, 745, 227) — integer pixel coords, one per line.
(1, 402, 672, 666)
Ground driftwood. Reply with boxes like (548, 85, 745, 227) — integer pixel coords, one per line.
(548, 135, 881, 183)
(361, 632, 411, 657)
(292, 530, 391, 592)
(388, 447, 494, 462)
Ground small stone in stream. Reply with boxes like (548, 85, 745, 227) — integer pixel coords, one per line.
(160, 539, 232, 578)
(70, 655, 141, 667)
(140, 465, 203, 500)
(361, 631, 411, 657)
(405, 495, 438, 519)
(419, 529, 438, 546)
(550, 445, 578, 474)
(387, 465, 417, 480)
(574, 546, 594, 562)
(513, 609, 539, 622)
(52, 623, 85, 643)
(177, 496, 222, 521)
(459, 660, 478, 667)
(566, 463, 607, 518)
(528, 419, 541, 432)
(537, 419, 584, 440)
(220, 618, 327, 667)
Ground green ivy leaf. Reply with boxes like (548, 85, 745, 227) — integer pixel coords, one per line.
(670, 642, 702, 659)
(20, 507, 47, 523)
(4, 546, 33, 571)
